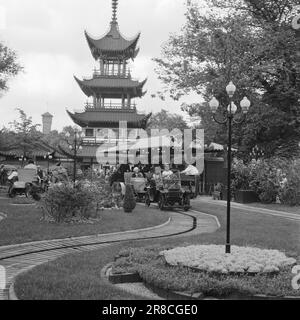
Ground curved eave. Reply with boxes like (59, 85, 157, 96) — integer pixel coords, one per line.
(133, 48, 140, 60)
(67, 110, 88, 127)
(74, 75, 147, 98)
(84, 30, 140, 60)
(67, 110, 151, 129)
(139, 78, 148, 90)
(85, 31, 99, 60)
(74, 75, 93, 97)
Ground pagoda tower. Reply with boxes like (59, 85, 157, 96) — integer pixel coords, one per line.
(67, 0, 150, 164)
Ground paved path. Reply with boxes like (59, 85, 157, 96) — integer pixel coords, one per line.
(194, 197, 300, 222)
(0, 209, 219, 300)
(0, 212, 7, 223)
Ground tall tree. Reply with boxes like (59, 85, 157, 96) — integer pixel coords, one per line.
(0, 41, 22, 94)
(154, 0, 300, 158)
(147, 109, 189, 133)
(0, 127, 18, 152)
(9, 108, 43, 158)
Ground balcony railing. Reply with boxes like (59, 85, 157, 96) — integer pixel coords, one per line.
(84, 102, 137, 111)
(82, 69, 134, 81)
(82, 137, 138, 145)
(93, 69, 131, 78)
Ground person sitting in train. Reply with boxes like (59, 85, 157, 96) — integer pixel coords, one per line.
(162, 164, 173, 179)
(132, 167, 144, 178)
(181, 164, 199, 175)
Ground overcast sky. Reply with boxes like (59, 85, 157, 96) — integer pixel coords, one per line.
(0, 0, 202, 131)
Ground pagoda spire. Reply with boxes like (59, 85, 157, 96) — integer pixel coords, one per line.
(111, 0, 118, 24)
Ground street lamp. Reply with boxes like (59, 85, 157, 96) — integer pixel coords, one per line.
(18, 156, 27, 167)
(209, 82, 251, 253)
(66, 129, 83, 187)
(44, 152, 53, 174)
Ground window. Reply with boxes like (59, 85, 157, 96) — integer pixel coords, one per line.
(85, 128, 94, 137)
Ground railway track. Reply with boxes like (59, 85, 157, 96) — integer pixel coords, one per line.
(0, 209, 219, 300)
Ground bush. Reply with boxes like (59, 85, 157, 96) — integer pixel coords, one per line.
(231, 159, 252, 193)
(80, 179, 118, 209)
(40, 178, 123, 223)
(279, 160, 300, 206)
(40, 183, 95, 223)
(248, 159, 282, 203)
(232, 157, 300, 205)
(123, 184, 136, 213)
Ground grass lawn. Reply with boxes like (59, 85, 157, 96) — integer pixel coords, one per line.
(241, 202, 300, 215)
(14, 201, 300, 300)
(0, 198, 169, 246)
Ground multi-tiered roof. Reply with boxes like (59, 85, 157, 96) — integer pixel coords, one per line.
(68, 0, 149, 130)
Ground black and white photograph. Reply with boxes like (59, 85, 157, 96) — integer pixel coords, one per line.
(0, 0, 300, 309)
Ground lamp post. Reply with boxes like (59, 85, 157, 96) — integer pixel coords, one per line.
(250, 145, 265, 161)
(66, 129, 83, 187)
(209, 82, 251, 253)
(18, 156, 27, 168)
(44, 152, 53, 174)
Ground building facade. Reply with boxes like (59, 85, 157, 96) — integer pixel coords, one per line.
(67, 0, 150, 165)
(42, 112, 53, 135)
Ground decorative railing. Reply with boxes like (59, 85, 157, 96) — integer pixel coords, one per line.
(84, 102, 137, 111)
(82, 69, 139, 81)
(93, 69, 132, 78)
(82, 137, 138, 145)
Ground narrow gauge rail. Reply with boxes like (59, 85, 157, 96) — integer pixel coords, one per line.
(0, 210, 198, 300)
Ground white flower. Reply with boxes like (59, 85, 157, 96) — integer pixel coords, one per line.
(161, 245, 295, 274)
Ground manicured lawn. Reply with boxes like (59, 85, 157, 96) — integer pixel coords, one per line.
(0, 199, 169, 246)
(243, 202, 300, 215)
(15, 244, 147, 300)
(191, 201, 300, 255)
(14, 201, 300, 300)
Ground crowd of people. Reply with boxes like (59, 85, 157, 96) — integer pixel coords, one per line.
(0, 160, 69, 190)
(109, 163, 199, 186)
(0, 159, 200, 193)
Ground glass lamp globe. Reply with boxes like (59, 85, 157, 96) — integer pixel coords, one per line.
(79, 146, 83, 150)
(49, 155, 53, 160)
(227, 102, 238, 114)
(69, 145, 73, 150)
(226, 81, 236, 98)
(240, 97, 251, 114)
(209, 97, 219, 113)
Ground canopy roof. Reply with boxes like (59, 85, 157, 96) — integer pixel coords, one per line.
(67, 109, 151, 129)
(0, 148, 54, 158)
(74, 76, 147, 98)
(85, 22, 140, 61)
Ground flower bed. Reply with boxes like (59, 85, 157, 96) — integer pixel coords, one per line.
(160, 245, 296, 274)
(112, 246, 300, 298)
